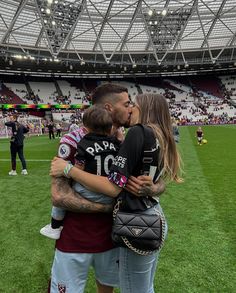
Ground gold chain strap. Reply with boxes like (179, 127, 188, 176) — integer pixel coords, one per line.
(113, 201, 166, 256)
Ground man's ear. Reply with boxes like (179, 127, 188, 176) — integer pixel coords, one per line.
(104, 103, 113, 112)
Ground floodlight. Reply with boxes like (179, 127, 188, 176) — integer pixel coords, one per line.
(162, 9, 167, 16)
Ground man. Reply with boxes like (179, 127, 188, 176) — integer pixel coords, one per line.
(196, 126, 204, 145)
(49, 83, 165, 293)
(48, 121, 55, 139)
(5, 114, 29, 175)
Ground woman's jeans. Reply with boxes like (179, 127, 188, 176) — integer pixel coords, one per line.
(118, 203, 168, 293)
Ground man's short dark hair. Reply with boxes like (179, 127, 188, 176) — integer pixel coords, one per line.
(82, 105, 113, 135)
(91, 83, 128, 105)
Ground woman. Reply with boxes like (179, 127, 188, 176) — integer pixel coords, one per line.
(50, 93, 182, 293)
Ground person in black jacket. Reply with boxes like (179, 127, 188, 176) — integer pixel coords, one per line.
(47, 121, 55, 139)
(5, 114, 29, 175)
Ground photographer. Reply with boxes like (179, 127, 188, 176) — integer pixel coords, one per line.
(5, 114, 29, 175)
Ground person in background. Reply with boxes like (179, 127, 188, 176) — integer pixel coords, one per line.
(48, 121, 55, 139)
(69, 119, 80, 132)
(55, 123, 62, 138)
(196, 126, 204, 145)
(172, 118, 180, 143)
(41, 122, 45, 134)
(5, 114, 29, 175)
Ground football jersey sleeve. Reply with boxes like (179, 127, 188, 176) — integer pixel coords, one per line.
(58, 128, 87, 164)
(58, 142, 77, 163)
(108, 125, 144, 187)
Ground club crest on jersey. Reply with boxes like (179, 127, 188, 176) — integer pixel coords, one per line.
(58, 144, 70, 159)
(57, 283, 66, 293)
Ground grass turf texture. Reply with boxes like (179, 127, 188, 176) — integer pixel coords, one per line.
(0, 126, 235, 292)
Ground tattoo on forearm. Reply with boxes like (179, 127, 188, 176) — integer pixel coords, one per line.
(51, 177, 113, 213)
(140, 180, 165, 197)
(54, 177, 72, 195)
(139, 186, 158, 197)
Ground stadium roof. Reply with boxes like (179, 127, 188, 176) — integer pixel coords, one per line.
(0, 0, 236, 76)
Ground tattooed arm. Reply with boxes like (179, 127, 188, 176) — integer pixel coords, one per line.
(51, 177, 113, 213)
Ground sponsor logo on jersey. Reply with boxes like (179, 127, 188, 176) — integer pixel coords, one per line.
(58, 143, 71, 159)
(113, 155, 127, 168)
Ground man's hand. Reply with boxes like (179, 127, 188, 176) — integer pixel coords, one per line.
(50, 157, 68, 177)
(125, 175, 165, 197)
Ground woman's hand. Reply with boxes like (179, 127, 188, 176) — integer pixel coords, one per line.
(125, 175, 152, 196)
(50, 157, 68, 177)
(125, 176, 166, 197)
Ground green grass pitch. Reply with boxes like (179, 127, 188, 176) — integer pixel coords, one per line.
(0, 125, 235, 292)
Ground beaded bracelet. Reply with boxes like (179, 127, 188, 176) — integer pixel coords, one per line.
(63, 162, 73, 178)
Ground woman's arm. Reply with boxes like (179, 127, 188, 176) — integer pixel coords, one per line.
(50, 157, 121, 197)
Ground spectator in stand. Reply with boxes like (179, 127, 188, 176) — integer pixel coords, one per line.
(48, 121, 55, 139)
(5, 114, 29, 175)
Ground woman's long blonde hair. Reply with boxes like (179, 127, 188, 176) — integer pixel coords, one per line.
(135, 93, 182, 183)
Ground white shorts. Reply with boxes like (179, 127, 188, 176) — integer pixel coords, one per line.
(198, 137, 203, 142)
(50, 248, 119, 293)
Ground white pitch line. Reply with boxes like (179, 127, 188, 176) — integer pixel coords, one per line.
(0, 159, 51, 162)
